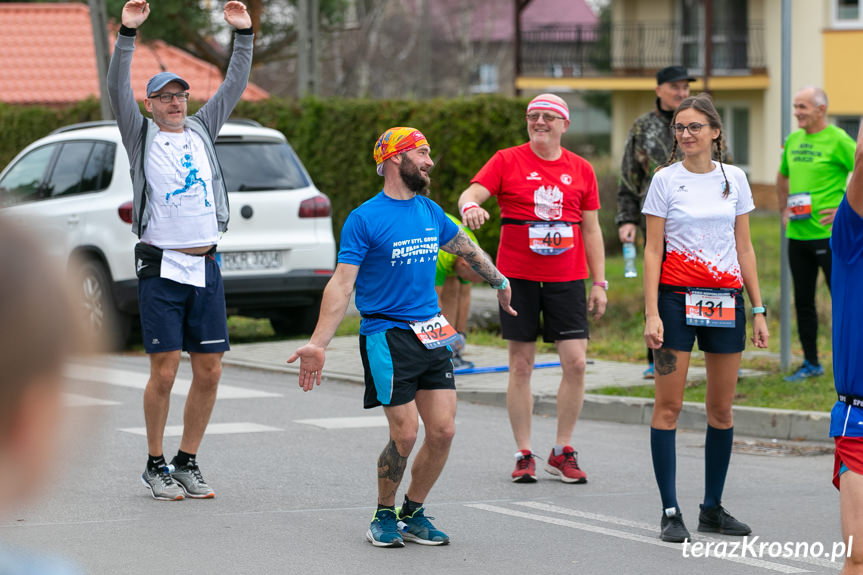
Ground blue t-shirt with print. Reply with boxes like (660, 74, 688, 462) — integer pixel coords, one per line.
(830, 197, 863, 437)
(338, 191, 459, 335)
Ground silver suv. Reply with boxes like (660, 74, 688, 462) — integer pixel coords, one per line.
(0, 120, 335, 348)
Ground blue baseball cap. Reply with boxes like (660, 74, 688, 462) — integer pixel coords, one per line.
(146, 72, 190, 97)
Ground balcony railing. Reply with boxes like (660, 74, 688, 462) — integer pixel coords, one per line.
(519, 21, 765, 78)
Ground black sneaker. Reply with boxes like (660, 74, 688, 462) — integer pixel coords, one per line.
(660, 507, 691, 543)
(698, 503, 751, 536)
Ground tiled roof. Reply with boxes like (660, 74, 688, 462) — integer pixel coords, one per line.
(431, 0, 597, 43)
(0, 3, 268, 105)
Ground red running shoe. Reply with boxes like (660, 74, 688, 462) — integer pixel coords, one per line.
(545, 446, 587, 484)
(511, 450, 537, 483)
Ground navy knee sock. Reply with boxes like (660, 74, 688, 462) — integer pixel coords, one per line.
(650, 427, 678, 510)
(703, 425, 734, 509)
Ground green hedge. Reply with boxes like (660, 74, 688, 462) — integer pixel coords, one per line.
(1, 96, 621, 260)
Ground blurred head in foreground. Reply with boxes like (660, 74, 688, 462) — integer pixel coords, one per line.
(0, 216, 83, 506)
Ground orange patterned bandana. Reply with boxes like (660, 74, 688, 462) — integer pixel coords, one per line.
(373, 127, 429, 176)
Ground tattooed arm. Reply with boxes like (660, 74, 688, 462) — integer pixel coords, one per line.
(441, 230, 517, 317)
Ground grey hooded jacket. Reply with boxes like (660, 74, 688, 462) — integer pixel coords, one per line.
(107, 29, 253, 239)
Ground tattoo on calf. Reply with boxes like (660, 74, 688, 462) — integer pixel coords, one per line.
(377, 439, 408, 484)
(654, 348, 678, 376)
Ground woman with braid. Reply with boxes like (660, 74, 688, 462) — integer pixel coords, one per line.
(641, 93, 769, 542)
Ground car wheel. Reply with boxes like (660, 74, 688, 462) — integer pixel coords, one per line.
(74, 259, 131, 350)
(269, 301, 321, 337)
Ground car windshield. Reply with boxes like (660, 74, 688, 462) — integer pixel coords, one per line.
(215, 141, 310, 192)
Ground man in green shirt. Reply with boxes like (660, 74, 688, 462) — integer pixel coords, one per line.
(777, 86, 856, 381)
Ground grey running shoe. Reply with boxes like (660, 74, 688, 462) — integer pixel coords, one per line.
(169, 458, 215, 499)
(141, 464, 184, 501)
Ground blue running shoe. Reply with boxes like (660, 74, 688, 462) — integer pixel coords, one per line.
(366, 508, 405, 548)
(643, 363, 655, 380)
(397, 507, 450, 546)
(784, 360, 824, 382)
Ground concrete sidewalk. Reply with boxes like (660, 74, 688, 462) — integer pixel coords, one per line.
(223, 335, 831, 443)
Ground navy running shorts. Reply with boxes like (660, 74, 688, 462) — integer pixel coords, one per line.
(657, 288, 746, 354)
(137, 255, 230, 354)
(359, 327, 455, 409)
(499, 278, 588, 343)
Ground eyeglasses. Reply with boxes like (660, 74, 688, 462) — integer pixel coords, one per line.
(672, 122, 709, 134)
(526, 112, 565, 123)
(151, 92, 190, 104)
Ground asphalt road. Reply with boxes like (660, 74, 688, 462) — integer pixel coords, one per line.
(0, 355, 844, 574)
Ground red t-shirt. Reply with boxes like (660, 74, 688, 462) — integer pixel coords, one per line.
(472, 143, 600, 281)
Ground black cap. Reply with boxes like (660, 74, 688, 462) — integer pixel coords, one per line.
(656, 66, 695, 85)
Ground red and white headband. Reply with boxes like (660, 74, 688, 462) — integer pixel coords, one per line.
(527, 98, 570, 121)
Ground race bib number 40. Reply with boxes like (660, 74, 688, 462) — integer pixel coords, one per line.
(787, 193, 812, 221)
(410, 314, 460, 349)
(685, 288, 736, 327)
(528, 222, 574, 256)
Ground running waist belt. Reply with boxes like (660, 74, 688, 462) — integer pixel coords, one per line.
(839, 394, 863, 408)
(658, 284, 742, 295)
(500, 218, 581, 226)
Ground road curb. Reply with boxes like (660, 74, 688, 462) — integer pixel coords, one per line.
(223, 357, 832, 443)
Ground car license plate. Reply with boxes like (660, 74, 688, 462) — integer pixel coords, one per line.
(219, 250, 282, 271)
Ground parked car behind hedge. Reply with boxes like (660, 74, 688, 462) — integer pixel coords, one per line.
(0, 120, 335, 348)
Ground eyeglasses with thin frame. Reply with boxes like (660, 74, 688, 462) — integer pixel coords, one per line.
(151, 92, 190, 104)
(526, 112, 565, 123)
(671, 122, 709, 135)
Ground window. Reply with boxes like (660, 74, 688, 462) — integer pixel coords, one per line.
(0, 144, 56, 207)
(833, 0, 863, 26)
(837, 117, 861, 140)
(718, 104, 750, 172)
(215, 140, 310, 192)
(470, 64, 499, 94)
(46, 142, 97, 197)
(80, 142, 116, 194)
(679, 0, 748, 72)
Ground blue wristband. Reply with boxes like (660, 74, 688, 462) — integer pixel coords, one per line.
(492, 277, 508, 290)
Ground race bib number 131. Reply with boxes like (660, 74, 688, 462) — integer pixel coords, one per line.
(685, 288, 736, 328)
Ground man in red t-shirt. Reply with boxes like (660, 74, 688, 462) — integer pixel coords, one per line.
(458, 93, 607, 485)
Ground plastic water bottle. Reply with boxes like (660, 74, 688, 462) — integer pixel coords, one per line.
(623, 242, 638, 278)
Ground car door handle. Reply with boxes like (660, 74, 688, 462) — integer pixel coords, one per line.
(67, 215, 80, 225)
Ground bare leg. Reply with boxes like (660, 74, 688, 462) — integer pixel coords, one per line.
(454, 282, 472, 333)
(178, 352, 223, 454)
(378, 402, 419, 506)
(143, 350, 181, 456)
(553, 339, 587, 445)
(651, 348, 690, 429)
(703, 352, 741, 429)
(405, 388, 457, 503)
(841, 470, 863, 574)
(507, 340, 536, 451)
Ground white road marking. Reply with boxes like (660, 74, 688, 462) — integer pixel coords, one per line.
(65, 364, 281, 399)
(63, 393, 120, 407)
(119, 422, 282, 437)
(295, 416, 390, 429)
(517, 501, 840, 571)
(467, 503, 808, 574)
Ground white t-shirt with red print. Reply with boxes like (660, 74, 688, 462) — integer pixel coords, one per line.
(642, 161, 754, 289)
(471, 143, 600, 282)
